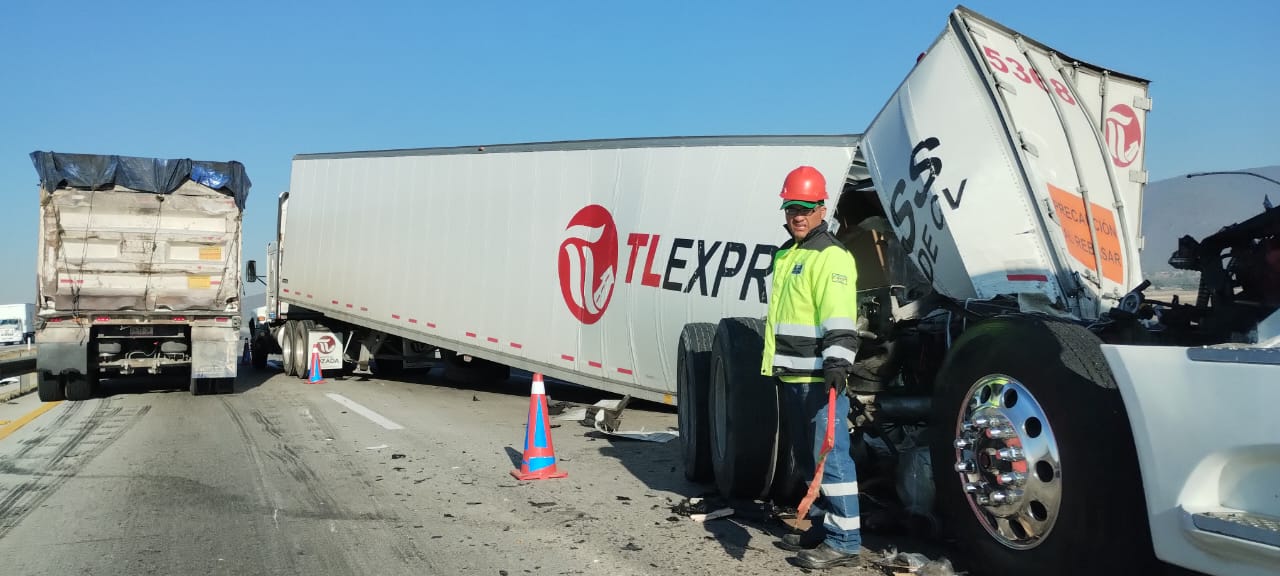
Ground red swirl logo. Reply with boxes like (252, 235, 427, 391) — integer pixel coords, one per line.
(1105, 103, 1142, 168)
(558, 205, 618, 324)
(315, 335, 337, 354)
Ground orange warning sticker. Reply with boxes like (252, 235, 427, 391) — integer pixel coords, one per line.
(199, 246, 223, 261)
(1048, 184, 1123, 284)
(187, 276, 212, 289)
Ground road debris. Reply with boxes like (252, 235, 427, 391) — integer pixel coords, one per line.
(365, 444, 388, 450)
(391, 453, 407, 459)
(871, 547, 962, 575)
(670, 496, 734, 523)
(554, 395, 680, 443)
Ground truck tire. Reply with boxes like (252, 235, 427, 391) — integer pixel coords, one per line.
(708, 317, 780, 500)
(38, 374, 65, 402)
(251, 335, 269, 371)
(676, 322, 716, 483)
(281, 323, 298, 377)
(293, 320, 317, 380)
(65, 373, 93, 401)
(928, 315, 1153, 576)
(769, 417, 807, 506)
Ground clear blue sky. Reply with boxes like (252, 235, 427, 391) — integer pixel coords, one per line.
(1, 0, 1276, 305)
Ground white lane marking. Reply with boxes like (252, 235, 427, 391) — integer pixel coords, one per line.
(325, 393, 404, 431)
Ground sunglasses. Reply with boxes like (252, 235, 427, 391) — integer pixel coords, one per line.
(784, 205, 821, 216)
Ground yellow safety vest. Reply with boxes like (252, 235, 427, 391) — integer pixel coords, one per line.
(761, 222, 860, 384)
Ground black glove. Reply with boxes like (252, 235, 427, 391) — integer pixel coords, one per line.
(824, 366, 848, 394)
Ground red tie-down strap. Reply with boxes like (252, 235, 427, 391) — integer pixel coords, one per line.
(796, 386, 837, 520)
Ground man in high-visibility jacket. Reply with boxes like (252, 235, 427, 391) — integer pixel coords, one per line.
(762, 165, 864, 570)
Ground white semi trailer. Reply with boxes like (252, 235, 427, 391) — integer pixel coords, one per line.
(249, 6, 1279, 576)
(33, 152, 251, 401)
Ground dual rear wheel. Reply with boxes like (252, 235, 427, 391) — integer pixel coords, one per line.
(677, 317, 803, 503)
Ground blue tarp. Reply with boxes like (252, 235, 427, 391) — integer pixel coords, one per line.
(29, 151, 251, 210)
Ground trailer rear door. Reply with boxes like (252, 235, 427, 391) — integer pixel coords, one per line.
(859, 5, 1151, 320)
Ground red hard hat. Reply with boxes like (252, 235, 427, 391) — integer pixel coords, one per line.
(780, 165, 828, 203)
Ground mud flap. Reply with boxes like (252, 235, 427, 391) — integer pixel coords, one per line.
(192, 326, 239, 379)
(35, 324, 89, 377)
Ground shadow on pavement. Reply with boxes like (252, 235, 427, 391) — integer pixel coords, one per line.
(96, 358, 278, 399)
(97, 373, 189, 398)
(234, 365, 277, 394)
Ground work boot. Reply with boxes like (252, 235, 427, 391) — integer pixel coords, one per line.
(793, 542, 863, 570)
(777, 528, 823, 552)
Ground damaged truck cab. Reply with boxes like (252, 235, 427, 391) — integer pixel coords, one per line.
(684, 6, 1280, 576)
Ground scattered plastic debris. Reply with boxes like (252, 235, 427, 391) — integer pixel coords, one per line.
(553, 406, 589, 421)
(391, 453, 407, 460)
(691, 508, 734, 522)
(921, 558, 961, 576)
(592, 420, 680, 443)
(670, 496, 734, 523)
(872, 547, 963, 575)
(365, 444, 388, 450)
(574, 395, 680, 442)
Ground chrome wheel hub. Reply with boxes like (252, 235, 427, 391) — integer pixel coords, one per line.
(952, 375, 1061, 549)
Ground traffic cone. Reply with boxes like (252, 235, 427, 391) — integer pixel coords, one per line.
(511, 373, 567, 480)
(241, 340, 252, 365)
(307, 350, 324, 384)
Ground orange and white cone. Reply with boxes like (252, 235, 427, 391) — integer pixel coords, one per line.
(307, 350, 325, 384)
(511, 373, 567, 480)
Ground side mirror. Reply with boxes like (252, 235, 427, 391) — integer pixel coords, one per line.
(246, 260, 259, 283)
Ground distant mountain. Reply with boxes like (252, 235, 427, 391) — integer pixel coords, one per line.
(1140, 166, 1279, 282)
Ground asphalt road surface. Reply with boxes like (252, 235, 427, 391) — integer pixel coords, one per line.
(0, 366, 951, 576)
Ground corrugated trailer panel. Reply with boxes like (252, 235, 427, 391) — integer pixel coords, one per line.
(38, 182, 242, 314)
(279, 138, 859, 402)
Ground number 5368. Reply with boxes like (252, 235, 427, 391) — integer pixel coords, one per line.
(983, 46, 1077, 107)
